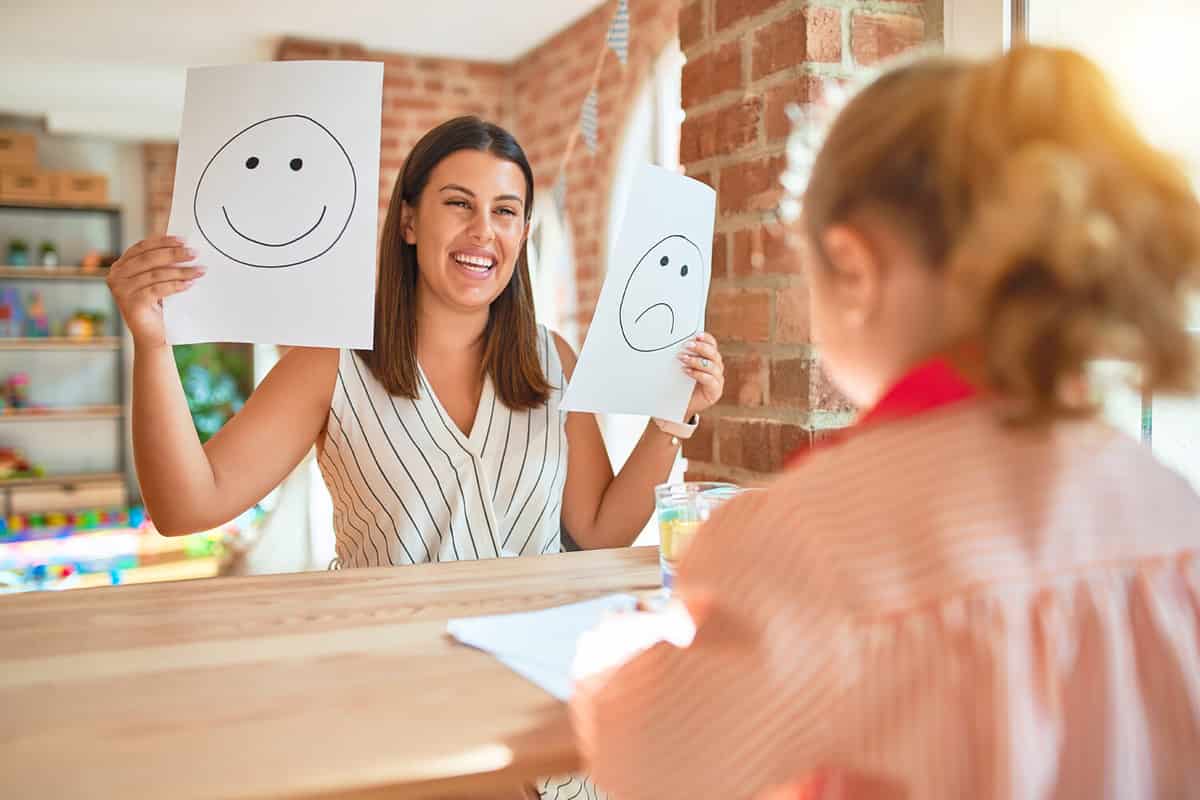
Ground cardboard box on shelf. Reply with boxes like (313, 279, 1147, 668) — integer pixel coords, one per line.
(51, 171, 109, 205)
(0, 168, 53, 204)
(0, 131, 37, 169)
(9, 478, 128, 515)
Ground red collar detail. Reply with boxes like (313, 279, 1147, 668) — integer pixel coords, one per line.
(784, 358, 979, 469)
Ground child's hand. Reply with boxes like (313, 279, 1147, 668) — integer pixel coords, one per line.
(571, 599, 695, 684)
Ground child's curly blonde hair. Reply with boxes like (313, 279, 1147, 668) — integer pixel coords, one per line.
(789, 45, 1200, 423)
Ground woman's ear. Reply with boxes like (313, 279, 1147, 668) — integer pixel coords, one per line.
(821, 223, 884, 329)
(401, 203, 418, 246)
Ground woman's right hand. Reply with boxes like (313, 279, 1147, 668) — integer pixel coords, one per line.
(106, 235, 206, 350)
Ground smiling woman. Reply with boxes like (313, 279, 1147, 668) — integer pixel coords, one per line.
(108, 114, 727, 798)
(107, 111, 726, 567)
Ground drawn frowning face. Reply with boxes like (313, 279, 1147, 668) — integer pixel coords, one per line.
(193, 115, 356, 268)
(619, 234, 705, 352)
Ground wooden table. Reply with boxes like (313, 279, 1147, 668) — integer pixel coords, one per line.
(0, 546, 661, 799)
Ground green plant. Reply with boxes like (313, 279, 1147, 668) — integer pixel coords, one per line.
(173, 344, 252, 442)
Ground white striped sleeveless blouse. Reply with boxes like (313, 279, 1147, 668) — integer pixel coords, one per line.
(317, 324, 569, 569)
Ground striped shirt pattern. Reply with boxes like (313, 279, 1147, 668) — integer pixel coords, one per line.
(317, 325, 569, 569)
(574, 401, 1200, 800)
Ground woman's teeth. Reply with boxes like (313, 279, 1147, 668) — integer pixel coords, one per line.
(454, 254, 494, 272)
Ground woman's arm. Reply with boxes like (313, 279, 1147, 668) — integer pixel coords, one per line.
(110, 236, 339, 535)
(135, 345, 338, 535)
(556, 332, 725, 550)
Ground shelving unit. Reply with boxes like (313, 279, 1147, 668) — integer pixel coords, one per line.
(0, 266, 109, 280)
(0, 200, 128, 515)
(0, 337, 120, 350)
(0, 405, 122, 422)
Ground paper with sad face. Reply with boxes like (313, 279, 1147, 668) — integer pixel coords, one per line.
(561, 165, 715, 421)
(164, 61, 382, 347)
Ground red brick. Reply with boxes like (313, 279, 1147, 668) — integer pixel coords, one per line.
(764, 75, 825, 141)
(718, 154, 786, 216)
(779, 424, 812, 463)
(723, 353, 768, 407)
(717, 417, 790, 473)
(753, 7, 842, 80)
(679, 1, 705, 51)
(715, 0, 784, 31)
(708, 288, 771, 343)
(712, 232, 729, 279)
(681, 40, 743, 108)
(771, 356, 811, 408)
(776, 283, 811, 344)
(851, 12, 925, 66)
(731, 222, 796, 276)
(683, 466, 743, 485)
(682, 416, 715, 462)
(681, 96, 762, 163)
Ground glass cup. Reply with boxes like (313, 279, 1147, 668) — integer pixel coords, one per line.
(654, 482, 742, 592)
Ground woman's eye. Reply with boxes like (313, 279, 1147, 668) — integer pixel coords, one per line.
(496, 207, 518, 217)
(448, 199, 470, 209)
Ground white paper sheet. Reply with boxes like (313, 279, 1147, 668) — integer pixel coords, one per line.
(446, 594, 638, 700)
(561, 165, 716, 421)
(164, 61, 382, 347)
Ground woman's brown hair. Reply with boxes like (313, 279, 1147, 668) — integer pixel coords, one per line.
(359, 116, 550, 410)
(801, 46, 1200, 422)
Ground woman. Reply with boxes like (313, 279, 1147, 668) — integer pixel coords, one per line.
(571, 47, 1200, 799)
(113, 116, 724, 798)
(110, 116, 723, 566)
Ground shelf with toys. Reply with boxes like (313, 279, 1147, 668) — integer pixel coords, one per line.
(0, 181, 129, 525)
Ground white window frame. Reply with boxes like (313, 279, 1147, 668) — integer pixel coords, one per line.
(943, 0, 1026, 56)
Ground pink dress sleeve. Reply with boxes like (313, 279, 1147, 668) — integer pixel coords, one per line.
(571, 491, 852, 800)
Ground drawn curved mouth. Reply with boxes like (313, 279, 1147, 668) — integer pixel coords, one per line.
(222, 205, 327, 247)
(634, 302, 676, 333)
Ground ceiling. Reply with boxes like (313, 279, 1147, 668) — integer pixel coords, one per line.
(0, 0, 606, 140)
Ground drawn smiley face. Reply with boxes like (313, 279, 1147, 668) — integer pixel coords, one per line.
(193, 115, 356, 268)
(619, 234, 706, 353)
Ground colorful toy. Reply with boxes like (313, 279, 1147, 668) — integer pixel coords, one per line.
(0, 447, 40, 480)
(24, 292, 49, 337)
(5, 372, 30, 409)
(65, 310, 106, 340)
(0, 289, 23, 338)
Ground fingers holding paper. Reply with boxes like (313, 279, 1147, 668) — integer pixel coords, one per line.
(678, 332, 725, 418)
(107, 235, 206, 349)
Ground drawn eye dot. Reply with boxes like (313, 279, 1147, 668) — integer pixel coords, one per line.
(290, 158, 303, 171)
(680, 265, 689, 277)
(660, 256, 669, 266)
(245, 157, 259, 169)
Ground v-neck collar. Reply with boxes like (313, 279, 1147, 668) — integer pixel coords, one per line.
(416, 362, 494, 455)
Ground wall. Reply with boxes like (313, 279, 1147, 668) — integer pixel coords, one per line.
(677, 0, 933, 484)
(510, 0, 681, 335)
(276, 38, 511, 225)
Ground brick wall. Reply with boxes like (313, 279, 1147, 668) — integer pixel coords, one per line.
(142, 141, 178, 236)
(678, 0, 932, 484)
(510, 0, 680, 334)
(276, 38, 510, 224)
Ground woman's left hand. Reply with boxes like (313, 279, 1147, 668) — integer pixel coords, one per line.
(678, 332, 725, 420)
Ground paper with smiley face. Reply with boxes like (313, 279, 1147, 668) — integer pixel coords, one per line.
(562, 165, 715, 422)
(164, 61, 382, 347)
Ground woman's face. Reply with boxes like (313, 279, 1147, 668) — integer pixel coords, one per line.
(403, 149, 530, 314)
